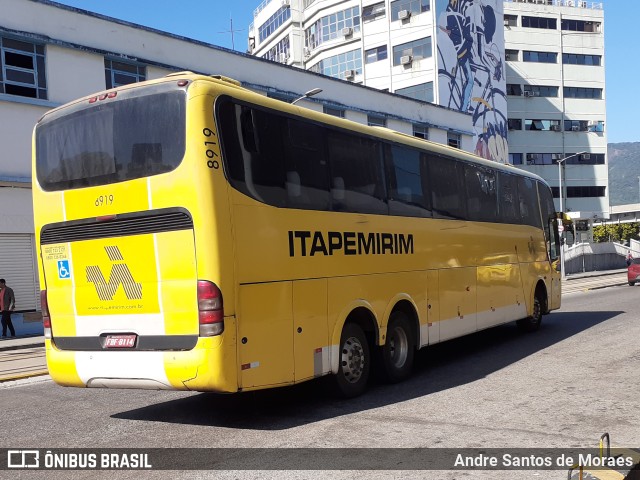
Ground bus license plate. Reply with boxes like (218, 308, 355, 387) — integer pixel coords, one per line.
(104, 334, 137, 348)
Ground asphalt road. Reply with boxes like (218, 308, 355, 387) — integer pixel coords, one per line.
(1, 283, 638, 480)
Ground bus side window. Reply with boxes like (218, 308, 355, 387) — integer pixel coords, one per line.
(218, 101, 286, 207)
(497, 172, 519, 224)
(386, 145, 431, 218)
(427, 154, 466, 220)
(464, 164, 497, 223)
(327, 131, 387, 215)
(284, 118, 331, 211)
(517, 177, 541, 227)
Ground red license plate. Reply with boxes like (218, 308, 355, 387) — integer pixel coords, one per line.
(104, 334, 137, 348)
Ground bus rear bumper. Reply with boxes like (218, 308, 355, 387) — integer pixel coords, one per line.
(45, 328, 238, 393)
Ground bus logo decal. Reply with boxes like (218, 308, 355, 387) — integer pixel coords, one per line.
(86, 246, 143, 301)
(288, 231, 414, 257)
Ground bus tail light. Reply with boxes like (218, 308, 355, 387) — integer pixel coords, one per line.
(197, 280, 224, 337)
(41, 290, 52, 339)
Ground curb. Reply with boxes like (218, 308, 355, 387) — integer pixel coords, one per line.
(0, 369, 49, 382)
(0, 370, 50, 386)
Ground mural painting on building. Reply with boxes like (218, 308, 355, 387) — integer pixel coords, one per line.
(436, 0, 508, 163)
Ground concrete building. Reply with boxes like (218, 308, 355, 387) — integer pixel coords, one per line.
(249, 0, 608, 236)
(504, 0, 607, 242)
(0, 0, 472, 310)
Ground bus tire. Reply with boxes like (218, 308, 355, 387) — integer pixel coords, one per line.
(333, 322, 370, 398)
(379, 311, 415, 383)
(517, 292, 543, 332)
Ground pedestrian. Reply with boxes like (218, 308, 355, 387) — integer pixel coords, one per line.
(627, 253, 633, 267)
(0, 278, 16, 338)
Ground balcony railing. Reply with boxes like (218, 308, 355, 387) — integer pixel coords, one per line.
(504, 0, 603, 9)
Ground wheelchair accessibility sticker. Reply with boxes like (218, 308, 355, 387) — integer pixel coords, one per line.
(57, 260, 71, 279)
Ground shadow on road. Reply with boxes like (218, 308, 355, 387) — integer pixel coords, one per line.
(112, 310, 622, 430)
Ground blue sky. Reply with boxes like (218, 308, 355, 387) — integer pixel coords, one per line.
(53, 0, 637, 143)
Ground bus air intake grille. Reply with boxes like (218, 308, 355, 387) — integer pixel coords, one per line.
(40, 208, 193, 244)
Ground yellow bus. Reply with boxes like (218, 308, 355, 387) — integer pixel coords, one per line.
(33, 72, 561, 397)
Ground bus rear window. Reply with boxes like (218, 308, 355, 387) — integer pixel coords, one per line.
(36, 90, 186, 191)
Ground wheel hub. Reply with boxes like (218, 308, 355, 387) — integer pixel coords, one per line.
(341, 336, 365, 383)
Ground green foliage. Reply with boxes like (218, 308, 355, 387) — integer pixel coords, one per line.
(592, 222, 640, 243)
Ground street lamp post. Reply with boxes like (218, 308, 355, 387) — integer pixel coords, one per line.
(291, 88, 323, 105)
(557, 151, 587, 278)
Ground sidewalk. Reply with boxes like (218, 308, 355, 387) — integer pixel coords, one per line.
(0, 333, 45, 352)
(0, 311, 45, 352)
(563, 268, 627, 281)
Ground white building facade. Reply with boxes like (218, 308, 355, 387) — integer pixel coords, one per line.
(250, 0, 608, 235)
(504, 0, 607, 240)
(0, 0, 472, 310)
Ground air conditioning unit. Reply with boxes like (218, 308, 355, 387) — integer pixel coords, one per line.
(551, 125, 561, 132)
(503, 19, 510, 27)
(571, 125, 580, 131)
(345, 69, 356, 80)
(527, 154, 539, 163)
(523, 91, 534, 97)
(587, 120, 598, 126)
(398, 9, 411, 20)
(342, 27, 353, 37)
(400, 55, 413, 65)
(581, 153, 591, 160)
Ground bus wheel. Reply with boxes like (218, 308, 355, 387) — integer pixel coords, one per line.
(517, 293, 543, 332)
(379, 311, 415, 383)
(333, 323, 370, 398)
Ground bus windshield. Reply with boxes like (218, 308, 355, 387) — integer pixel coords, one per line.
(35, 89, 186, 191)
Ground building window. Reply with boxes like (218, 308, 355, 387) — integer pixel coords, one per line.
(0, 36, 47, 100)
(413, 125, 428, 140)
(395, 82, 434, 103)
(522, 16, 557, 30)
(563, 53, 601, 66)
(105, 59, 146, 89)
(565, 186, 606, 198)
(363, 2, 386, 22)
(305, 7, 360, 50)
(390, 0, 430, 21)
(561, 19, 601, 33)
(505, 49, 519, 62)
(365, 45, 388, 64)
(367, 115, 386, 127)
(564, 87, 603, 99)
(507, 118, 522, 130)
(526, 153, 564, 165)
(323, 106, 345, 118)
(506, 84, 522, 96)
(447, 132, 461, 149)
(259, 6, 291, 43)
(504, 15, 517, 27)
(393, 37, 432, 65)
(523, 51, 557, 63)
(525, 119, 561, 131)
(523, 85, 559, 97)
(312, 49, 362, 80)
(562, 153, 605, 165)
(509, 153, 523, 165)
(263, 35, 290, 63)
